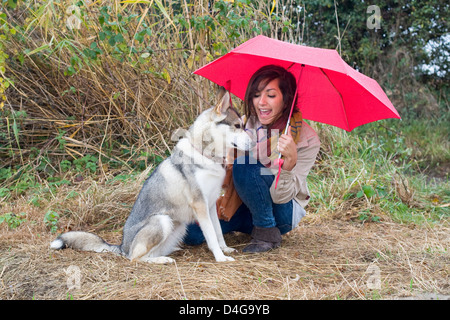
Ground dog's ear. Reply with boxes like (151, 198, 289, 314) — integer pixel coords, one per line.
(214, 88, 231, 115)
(215, 86, 227, 101)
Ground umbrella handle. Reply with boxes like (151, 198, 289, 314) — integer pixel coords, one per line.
(277, 125, 289, 159)
(275, 65, 304, 189)
(274, 125, 287, 189)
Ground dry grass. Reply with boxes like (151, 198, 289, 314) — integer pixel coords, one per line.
(2, 0, 293, 167)
(1, 173, 448, 300)
(0, 2, 448, 301)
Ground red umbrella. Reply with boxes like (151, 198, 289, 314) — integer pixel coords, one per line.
(194, 35, 400, 188)
(194, 35, 400, 132)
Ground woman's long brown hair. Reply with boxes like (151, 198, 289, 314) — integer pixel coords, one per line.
(243, 65, 298, 126)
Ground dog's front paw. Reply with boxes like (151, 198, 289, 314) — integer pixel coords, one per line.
(222, 246, 237, 254)
(142, 256, 175, 264)
(216, 255, 235, 262)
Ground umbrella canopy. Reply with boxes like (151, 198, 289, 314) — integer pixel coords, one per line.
(194, 35, 400, 131)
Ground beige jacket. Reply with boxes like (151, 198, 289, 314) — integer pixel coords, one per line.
(245, 116, 321, 208)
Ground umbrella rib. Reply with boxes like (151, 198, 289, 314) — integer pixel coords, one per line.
(286, 62, 296, 71)
(319, 68, 350, 130)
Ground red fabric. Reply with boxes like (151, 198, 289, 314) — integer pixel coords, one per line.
(275, 159, 284, 189)
(194, 35, 400, 132)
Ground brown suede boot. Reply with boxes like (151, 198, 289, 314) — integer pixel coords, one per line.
(242, 226, 282, 253)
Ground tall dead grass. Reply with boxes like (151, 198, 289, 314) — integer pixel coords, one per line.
(1, 0, 300, 168)
(4, 6, 196, 165)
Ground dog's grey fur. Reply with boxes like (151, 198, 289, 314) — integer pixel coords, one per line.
(50, 90, 254, 263)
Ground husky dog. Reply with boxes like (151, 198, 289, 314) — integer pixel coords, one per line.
(51, 90, 254, 263)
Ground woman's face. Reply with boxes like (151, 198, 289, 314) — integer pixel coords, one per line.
(252, 78, 285, 125)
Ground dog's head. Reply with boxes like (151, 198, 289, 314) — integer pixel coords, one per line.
(211, 88, 255, 153)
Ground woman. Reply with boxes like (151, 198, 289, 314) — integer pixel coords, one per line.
(184, 65, 321, 253)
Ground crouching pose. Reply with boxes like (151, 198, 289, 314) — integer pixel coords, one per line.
(184, 65, 321, 253)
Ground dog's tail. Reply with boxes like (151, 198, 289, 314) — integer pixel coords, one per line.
(50, 231, 122, 255)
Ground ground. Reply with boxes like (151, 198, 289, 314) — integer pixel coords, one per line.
(1, 211, 448, 300)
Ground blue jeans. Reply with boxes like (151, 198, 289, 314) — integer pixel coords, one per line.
(184, 156, 296, 246)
